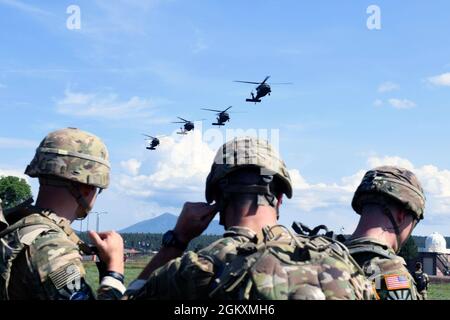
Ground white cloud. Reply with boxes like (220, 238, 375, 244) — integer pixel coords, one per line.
(116, 131, 216, 205)
(0, 168, 29, 181)
(373, 99, 383, 107)
(0, 137, 37, 149)
(388, 98, 416, 109)
(427, 72, 450, 87)
(367, 156, 414, 170)
(55, 89, 167, 121)
(287, 169, 364, 212)
(378, 81, 399, 93)
(120, 158, 142, 176)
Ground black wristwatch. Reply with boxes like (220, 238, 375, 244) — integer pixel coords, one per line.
(162, 230, 188, 250)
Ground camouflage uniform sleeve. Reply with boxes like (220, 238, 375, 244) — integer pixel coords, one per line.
(124, 250, 215, 300)
(368, 257, 419, 300)
(28, 230, 123, 300)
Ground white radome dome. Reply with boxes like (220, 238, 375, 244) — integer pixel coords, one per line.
(425, 232, 447, 253)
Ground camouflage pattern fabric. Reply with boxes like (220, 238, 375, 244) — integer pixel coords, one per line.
(0, 206, 122, 300)
(205, 137, 293, 203)
(25, 127, 110, 189)
(346, 237, 420, 300)
(352, 166, 426, 220)
(124, 226, 372, 300)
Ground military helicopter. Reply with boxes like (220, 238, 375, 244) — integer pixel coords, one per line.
(142, 134, 163, 150)
(201, 106, 233, 126)
(234, 76, 292, 103)
(172, 117, 203, 135)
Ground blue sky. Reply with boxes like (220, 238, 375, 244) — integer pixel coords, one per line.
(1, 0, 450, 237)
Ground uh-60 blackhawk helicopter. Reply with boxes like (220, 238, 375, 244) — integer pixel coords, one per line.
(142, 134, 164, 150)
(172, 117, 204, 135)
(234, 75, 292, 103)
(201, 106, 233, 126)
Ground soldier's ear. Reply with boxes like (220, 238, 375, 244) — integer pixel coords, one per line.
(396, 209, 414, 227)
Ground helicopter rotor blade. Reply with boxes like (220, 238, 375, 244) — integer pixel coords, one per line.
(269, 82, 294, 85)
(233, 80, 261, 85)
(142, 134, 155, 139)
(261, 76, 270, 85)
(201, 108, 222, 113)
(172, 121, 186, 124)
(177, 117, 189, 122)
(223, 106, 232, 112)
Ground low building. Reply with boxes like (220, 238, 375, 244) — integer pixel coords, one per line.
(415, 232, 450, 276)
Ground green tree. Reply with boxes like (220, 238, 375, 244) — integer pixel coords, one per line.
(0, 175, 33, 210)
(399, 236, 418, 262)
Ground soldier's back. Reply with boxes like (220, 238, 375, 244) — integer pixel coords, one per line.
(210, 226, 372, 300)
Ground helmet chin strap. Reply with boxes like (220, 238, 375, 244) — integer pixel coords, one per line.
(67, 183, 93, 220)
(382, 205, 417, 254)
(39, 177, 92, 220)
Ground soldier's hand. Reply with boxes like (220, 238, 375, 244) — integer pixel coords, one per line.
(174, 202, 218, 245)
(88, 230, 124, 274)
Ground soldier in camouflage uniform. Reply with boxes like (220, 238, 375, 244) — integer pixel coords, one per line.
(0, 128, 125, 300)
(124, 137, 372, 300)
(345, 166, 426, 300)
(413, 262, 429, 300)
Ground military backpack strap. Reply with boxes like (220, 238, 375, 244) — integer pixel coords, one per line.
(348, 244, 398, 260)
(37, 210, 95, 255)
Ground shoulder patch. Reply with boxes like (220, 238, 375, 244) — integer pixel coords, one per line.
(48, 263, 82, 290)
(384, 274, 411, 291)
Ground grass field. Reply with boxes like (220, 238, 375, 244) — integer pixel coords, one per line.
(85, 259, 450, 300)
(428, 283, 450, 300)
(84, 258, 150, 291)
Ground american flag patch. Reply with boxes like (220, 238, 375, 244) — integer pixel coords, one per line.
(384, 274, 410, 291)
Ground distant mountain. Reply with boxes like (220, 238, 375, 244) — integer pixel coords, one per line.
(119, 212, 224, 235)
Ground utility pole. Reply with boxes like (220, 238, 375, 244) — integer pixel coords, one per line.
(93, 211, 108, 232)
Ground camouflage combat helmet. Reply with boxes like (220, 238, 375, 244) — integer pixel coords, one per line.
(205, 137, 292, 205)
(351, 166, 425, 220)
(25, 127, 110, 189)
